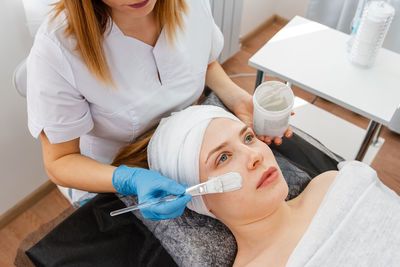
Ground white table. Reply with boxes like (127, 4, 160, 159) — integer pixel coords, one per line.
(249, 16, 400, 160)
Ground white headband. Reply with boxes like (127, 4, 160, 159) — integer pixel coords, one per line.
(147, 105, 240, 217)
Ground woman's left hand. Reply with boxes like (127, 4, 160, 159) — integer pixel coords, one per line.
(232, 93, 254, 128)
(204, 61, 292, 145)
(233, 93, 293, 146)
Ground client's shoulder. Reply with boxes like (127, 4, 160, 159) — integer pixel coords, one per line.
(294, 170, 338, 210)
(307, 170, 338, 193)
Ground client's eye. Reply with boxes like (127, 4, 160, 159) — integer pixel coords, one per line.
(244, 133, 254, 144)
(217, 153, 229, 165)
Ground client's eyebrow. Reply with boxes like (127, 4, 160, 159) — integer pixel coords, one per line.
(205, 125, 249, 164)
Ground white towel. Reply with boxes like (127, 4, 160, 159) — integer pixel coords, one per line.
(287, 161, 400, 267)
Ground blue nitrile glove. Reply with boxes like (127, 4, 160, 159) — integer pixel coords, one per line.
(112, 165, 192, 220)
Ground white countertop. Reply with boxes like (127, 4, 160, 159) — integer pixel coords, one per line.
(249, 16, 400, 125)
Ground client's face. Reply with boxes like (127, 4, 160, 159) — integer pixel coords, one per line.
(199, 118, 289, 225)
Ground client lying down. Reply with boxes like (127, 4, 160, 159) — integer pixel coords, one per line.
(115, 105, 400, 266)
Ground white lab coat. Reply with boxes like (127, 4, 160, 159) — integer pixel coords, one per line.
(27, 0, 224, 166)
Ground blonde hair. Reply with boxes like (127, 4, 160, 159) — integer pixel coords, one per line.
(52, 0, 188, 86)
(112, 128, 155, 168)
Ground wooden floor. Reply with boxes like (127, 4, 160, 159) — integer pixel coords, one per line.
(1, 20, 399, 266)
(0, 189, 71, 266)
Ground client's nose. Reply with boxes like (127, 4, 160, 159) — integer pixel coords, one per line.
(246, 147, 263, 170)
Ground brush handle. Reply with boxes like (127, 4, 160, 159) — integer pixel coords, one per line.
(110, 178, 229, 216)
(110, 194, 180, 216)
(110, 183, 203, 216)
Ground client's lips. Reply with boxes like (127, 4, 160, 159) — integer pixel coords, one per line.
(129, 0, 149, 8)
(256, 167, 278, 189)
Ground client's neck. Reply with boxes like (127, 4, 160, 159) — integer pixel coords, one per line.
(229, 201, 297, 264)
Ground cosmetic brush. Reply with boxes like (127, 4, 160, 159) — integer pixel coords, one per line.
(110, 172, 242, 217)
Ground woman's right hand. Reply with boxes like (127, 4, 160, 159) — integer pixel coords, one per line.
(112, 165, 192, 220)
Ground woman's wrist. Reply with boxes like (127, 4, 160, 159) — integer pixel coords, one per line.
(231, 89, 252, 115)
(204, 61, 253, 124)
(112, 165, 137, 196)
(213, 81, 251, 115)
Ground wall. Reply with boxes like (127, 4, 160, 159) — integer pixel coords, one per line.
(275, 0, 309, 21)
(0, 0, 48, 216)
(240, 0, 309, 38)
(240, 0, 277, 38)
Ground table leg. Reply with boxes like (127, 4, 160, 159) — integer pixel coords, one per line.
(372, 123, 383, 145)
(311, 96, 319, 104)
(255, 70, 264, 91)
(355, 120, 381, 161)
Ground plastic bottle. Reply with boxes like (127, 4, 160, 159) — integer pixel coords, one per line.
(348, 1, 395, 68)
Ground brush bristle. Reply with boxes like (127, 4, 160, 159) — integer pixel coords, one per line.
(206, 172, 242, 193)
